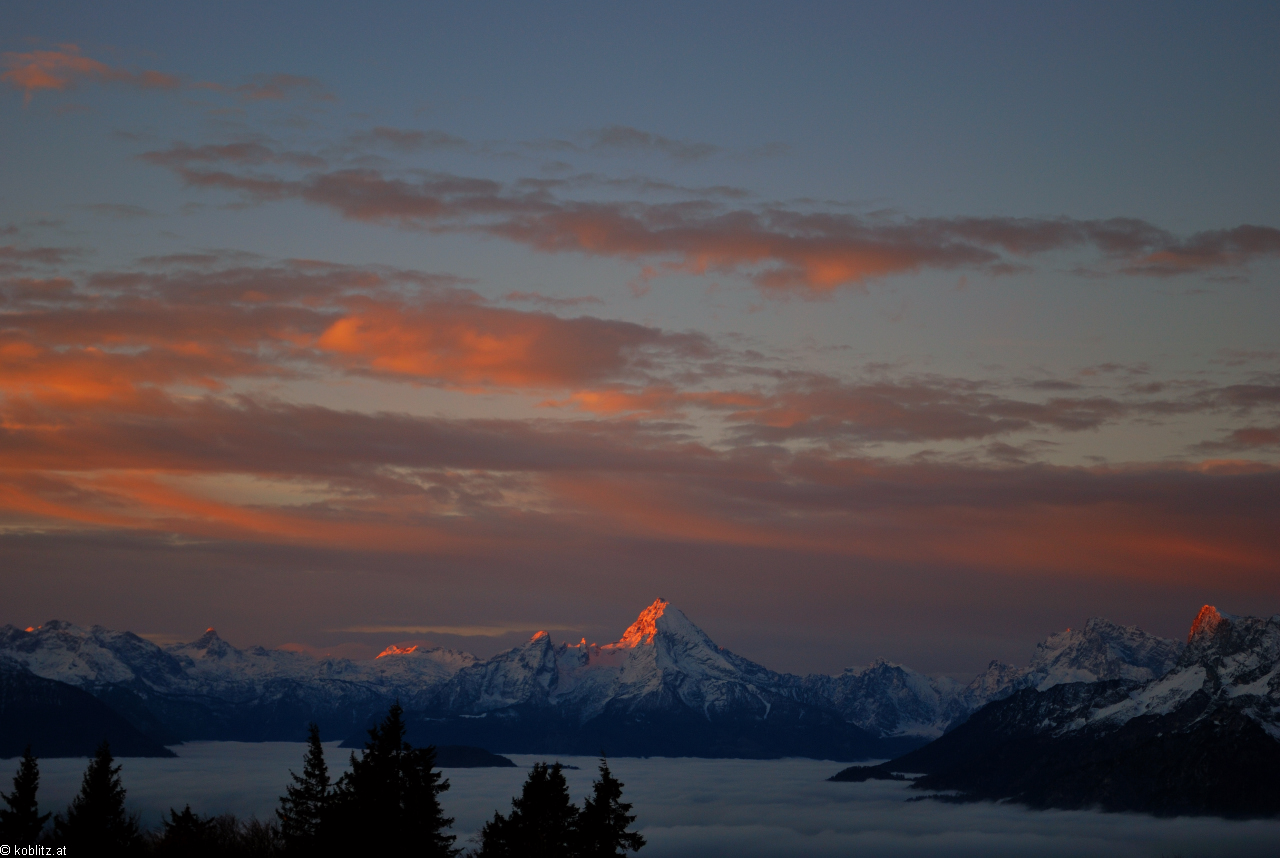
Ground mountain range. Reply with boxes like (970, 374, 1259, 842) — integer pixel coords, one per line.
(832, 605, 1280, 817)
(0, 598, 1185, 762)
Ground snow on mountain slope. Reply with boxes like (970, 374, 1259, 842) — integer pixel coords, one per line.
(799, 661, 962, 739)
(1025, 618, 1183, 690)
(798, 617, 1179, 738)
(0, 621, 191, 691)
(922, 605, 1280, 745)
(0, 602, 1191, 745)
(953, 617, 1182, 717)
(431, 599, 789, 723)
(878, 605, 1280, 818)
(0, 621, 475, 706)
(1075, 606, 1280, 736)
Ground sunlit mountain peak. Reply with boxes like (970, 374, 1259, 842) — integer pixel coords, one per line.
(1188, 605, 1226, 642)
(616, 598, 669, 648)
(375, 644, 418, 659)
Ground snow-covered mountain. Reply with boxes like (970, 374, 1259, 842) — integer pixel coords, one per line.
(950, 616, 1182, 719)
(0, 620, 476, 742)
(866, 606, 1280, 817)
(793, 616, 1181, 739)
(0, 621, 474, 698)
(430, 599, 786, 721)
(797, 661, 963, 739)
(1053, 605, 1280, 739)
(0, 599, 1187, 760)
(400, 599, 908, 760)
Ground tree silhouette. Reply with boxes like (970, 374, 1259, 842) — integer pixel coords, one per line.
(51, 740, 142, 849)
(577, 758, 645, 857)
(152, 804, 217, 857)
(277, 722, 331, 852)
(476, 762, 579, 858)
(0, 746, 50, 843)
(144, 808, 284, 856)
(330, 702, 458, 855)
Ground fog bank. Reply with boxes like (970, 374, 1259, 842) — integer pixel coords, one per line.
(19, 745, 1280, 856)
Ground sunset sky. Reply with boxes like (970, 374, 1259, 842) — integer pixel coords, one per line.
(2, 2, 1278, 677)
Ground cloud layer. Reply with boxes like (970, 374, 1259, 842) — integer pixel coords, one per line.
(3, 255, 1277, 587)
(31, 750, 1280, 857)
(138, 141, 1280, 293)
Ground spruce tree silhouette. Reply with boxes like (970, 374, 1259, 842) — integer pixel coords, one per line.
(277, 722, 331, 852)
(153, 804, 217, 857)
(577, 758, 645, 857)
(0, 746, 50, 843)
(331, 702, 458, 855)
(476, 761, 579, 857)
(51, 740, 142, 850)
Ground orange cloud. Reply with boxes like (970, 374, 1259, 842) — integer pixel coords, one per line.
(0, 379, 1276, 585)
(1, 45, 179, 102)
(2, 252, 1277, 585)
(2, 259, 700, 400)
(315, 303, 666, 388)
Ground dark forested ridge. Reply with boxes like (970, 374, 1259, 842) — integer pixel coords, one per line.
(433, 746, 516, 768)
(0, 660, 174, 758)
(833, 683, 1280, 818)
(373, 705, 924, 763)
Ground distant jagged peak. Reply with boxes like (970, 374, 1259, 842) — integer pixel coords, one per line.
(840, 658, 909, 677)
(182, 626, 235, 659)
(1179, 605, 1280, 672)
(607, 598, 715, 652)
(1188, 604, 1228, 643)
(193, 627, 223, 646)
(1034, 617, 1147, 653)
(376, 644, 418, 659)
(616, 598, 669, 647)
(1025, 615, 1181, 690)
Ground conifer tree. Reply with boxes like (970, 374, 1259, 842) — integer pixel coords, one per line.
(51, 741, 142, 850)
(0, 746, 50, 843)
(277, 722, 331, 852)
(476, 762, 579, 858)
(330, 702, 457, 855)
(577, 758, 645, 857)
(153, 804, 217, 857)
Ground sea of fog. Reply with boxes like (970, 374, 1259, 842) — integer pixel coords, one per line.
(14, 742, 1280, 857)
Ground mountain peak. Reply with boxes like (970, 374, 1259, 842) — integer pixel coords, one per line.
(1188, 605, 1225, 642)
(376, 644, 418, 659)
(189, 627, 231, 656)
(616, 598, 669, 647)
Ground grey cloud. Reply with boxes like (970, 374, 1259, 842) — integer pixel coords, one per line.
(138, 143, 1280, 291)
(586, 125, 722, 162)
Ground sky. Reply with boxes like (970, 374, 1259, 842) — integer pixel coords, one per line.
(2, 1, 1279, 677)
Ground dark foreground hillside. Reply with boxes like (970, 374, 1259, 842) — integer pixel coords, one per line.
(0, 660, 175, 758)
(845, 684, 1280, 818)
